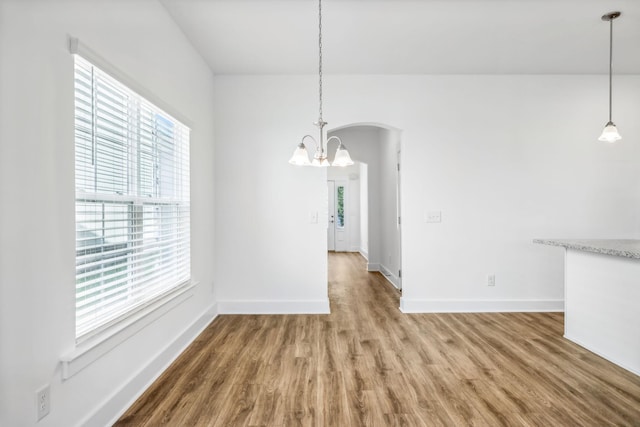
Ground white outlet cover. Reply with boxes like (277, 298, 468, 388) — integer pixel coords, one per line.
(36, 385, 50, 420)
(487, 275, 496, 286)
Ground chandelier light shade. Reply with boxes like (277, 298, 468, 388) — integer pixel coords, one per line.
(288, 0, 354, 167)
(598, 11, 622, 143)
(332, 141, 354, 167)
(289, 142, 311, 166)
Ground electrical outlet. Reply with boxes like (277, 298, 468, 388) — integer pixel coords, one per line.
(487, 274, 496, 287)
(36, 384, 50, 420)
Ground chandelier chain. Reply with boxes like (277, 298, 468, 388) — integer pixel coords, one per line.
(318, 0, 323, 122)
(288, 0, 354, 166)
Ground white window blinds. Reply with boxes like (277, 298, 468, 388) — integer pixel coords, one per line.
(74, 55, 191, 341)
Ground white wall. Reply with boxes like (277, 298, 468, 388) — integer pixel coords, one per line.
(379, 128, 402, 287)
(213, 77, 329, 313)
(360, 163, 369, 257)
(214, 74, 640, 313)
(564, 249, 640, 376)
(0, 1, 216, 425)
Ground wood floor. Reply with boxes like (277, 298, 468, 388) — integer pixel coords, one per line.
(116, 252, 640, 426)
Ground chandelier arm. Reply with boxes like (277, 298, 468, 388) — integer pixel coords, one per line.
(326, 135, 343, 147)
(301, 134, 319, 152)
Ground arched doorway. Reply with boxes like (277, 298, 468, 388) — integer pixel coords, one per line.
(326, 123, 403, 293)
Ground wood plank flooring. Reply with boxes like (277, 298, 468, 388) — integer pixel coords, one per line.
(116, 252, 640, 426)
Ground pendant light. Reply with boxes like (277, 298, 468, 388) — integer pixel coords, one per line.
(598, 11, 622, 143)
(289, 0, 354, 167)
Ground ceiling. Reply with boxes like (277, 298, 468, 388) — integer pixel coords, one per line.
(161, 0, 640, 75)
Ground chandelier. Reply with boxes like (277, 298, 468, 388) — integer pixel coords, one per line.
(289, 0, 354, 167)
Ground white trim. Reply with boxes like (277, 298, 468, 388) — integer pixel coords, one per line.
(359, 248, 369, 260)
(563, 247, 568, 335)
(83, 303, 219, 427)
(68, 36, 193, 128)
(379, 264, 400, 290)
(367, 263, 380, 272)
(329, 122, 403, 134)
(350, 246, 361, 252)
(564, 333, 640, 377)
(399, 298, 564, 313)
(217, 299, 330, 314)
(61, 283, 196, 379)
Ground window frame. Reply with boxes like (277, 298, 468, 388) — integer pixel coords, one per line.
(71, 38, 194, 346)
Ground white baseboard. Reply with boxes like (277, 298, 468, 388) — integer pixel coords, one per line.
(85, 303, 219, 427)
(564, 334, 640, 377)
(217, 299, 330, 314)
(359, 248, 368, 260)
(350, 246, 361, 253)
(367, 263, 380, 272)
(379, 264, 401, 290)
(399, 298, 564, 313)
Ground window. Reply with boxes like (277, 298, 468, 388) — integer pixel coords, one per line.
(336, 185, 345, 228)
(74, 56, 190, 341)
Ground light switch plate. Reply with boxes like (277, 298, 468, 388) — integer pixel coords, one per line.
(425, 211, 442, 223)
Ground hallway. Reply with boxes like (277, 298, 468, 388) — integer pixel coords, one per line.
(117, 253, 640, 426)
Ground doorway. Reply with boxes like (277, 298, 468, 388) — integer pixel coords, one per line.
(326, 123, 403, 293)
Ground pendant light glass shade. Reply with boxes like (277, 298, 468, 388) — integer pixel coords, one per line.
(598, 121, 622, 143)
(289, 143, 311, 165)
(332, 144, 355, 167)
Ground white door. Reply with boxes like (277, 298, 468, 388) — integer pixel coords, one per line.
(334, 180, 348, 252)
(327, 181, 335, 251)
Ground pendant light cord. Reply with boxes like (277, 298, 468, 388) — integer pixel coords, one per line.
(608, 17, 613, 123)
(318, 0, 323, 123)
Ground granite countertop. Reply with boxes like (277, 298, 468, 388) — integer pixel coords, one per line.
(534, 239, 640, 259)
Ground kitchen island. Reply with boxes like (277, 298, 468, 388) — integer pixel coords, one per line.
(535, 239, 640, 376)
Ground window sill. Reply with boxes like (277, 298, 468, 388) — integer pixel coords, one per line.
(61, 281, 197, 380)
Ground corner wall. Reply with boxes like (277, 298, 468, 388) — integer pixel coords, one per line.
(379, 128, 402, 287)
(213, 76, 329, 314)
(0, 1, 216, 425)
